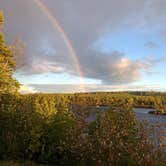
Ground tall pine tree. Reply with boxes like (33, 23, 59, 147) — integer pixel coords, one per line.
(0, 11, 19, 94)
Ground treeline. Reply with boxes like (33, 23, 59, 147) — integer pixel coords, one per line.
(8, 92, 165, 111)
(70, 92, 166, 111)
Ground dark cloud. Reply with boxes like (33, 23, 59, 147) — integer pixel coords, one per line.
(1, 0, 165, 84)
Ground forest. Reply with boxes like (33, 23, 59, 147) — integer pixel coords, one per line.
(0, 11, 166, 166)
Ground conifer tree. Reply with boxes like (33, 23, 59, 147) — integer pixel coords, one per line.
(0, 11, 19, 94)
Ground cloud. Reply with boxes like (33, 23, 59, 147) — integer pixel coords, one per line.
(19, 84, 37, 94)
(79, 51, 146, 84)
(1, 0, 165, 84)
(27, 84, 166, 93)
(142, 56, 166, 75)
(17, 58, 66, 75)
(144, 41, 159, 48)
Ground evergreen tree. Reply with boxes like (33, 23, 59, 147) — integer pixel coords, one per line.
(0, 11, 19, 94)
(0, 11, 4, 26)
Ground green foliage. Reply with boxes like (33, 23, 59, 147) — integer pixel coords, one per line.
(38, 111, 75, 164)
(0, 11, 19, 94)
(87, 107, 149, 166)
(0, 11, 4, 26)
(0, 102, 45, 160)
(0, 93, 166, 165)
(33, 95, 57, 118)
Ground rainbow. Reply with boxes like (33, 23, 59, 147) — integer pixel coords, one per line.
(34, 0, 86, 92)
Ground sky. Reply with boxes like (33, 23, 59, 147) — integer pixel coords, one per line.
(1, 0, 166, 93)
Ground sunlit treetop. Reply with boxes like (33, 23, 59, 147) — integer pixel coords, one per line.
(0, 11, 19, 94)
(0, 11, 4, 27)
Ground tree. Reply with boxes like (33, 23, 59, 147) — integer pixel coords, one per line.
(0, 11, 4, 27)
(0, 11, 19, 94)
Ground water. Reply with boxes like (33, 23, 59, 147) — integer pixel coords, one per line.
(134, 108, 166, 144)
(86, 107, 166, 143)
(87, 107, 166, 125)
(134, 108, 166, 124)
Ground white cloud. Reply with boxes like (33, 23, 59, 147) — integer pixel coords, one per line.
(30, 84, 166, 93)
(19, 84, 38, 94)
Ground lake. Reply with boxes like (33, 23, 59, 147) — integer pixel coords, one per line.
(134, 108, 166, 125)
(85, 106, 166, 144)
(87, 106, 166, 125)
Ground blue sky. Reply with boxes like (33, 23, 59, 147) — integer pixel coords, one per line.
(93, 31, 165, 86)
(1, 0, 166, 93)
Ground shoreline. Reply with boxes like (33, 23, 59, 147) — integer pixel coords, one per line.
(148, 111, 166, 115)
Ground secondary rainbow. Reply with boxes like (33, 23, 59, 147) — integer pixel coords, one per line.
(34, 0, 86, 92)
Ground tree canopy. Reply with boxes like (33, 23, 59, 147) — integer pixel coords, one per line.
(0, 11, 19, 94)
